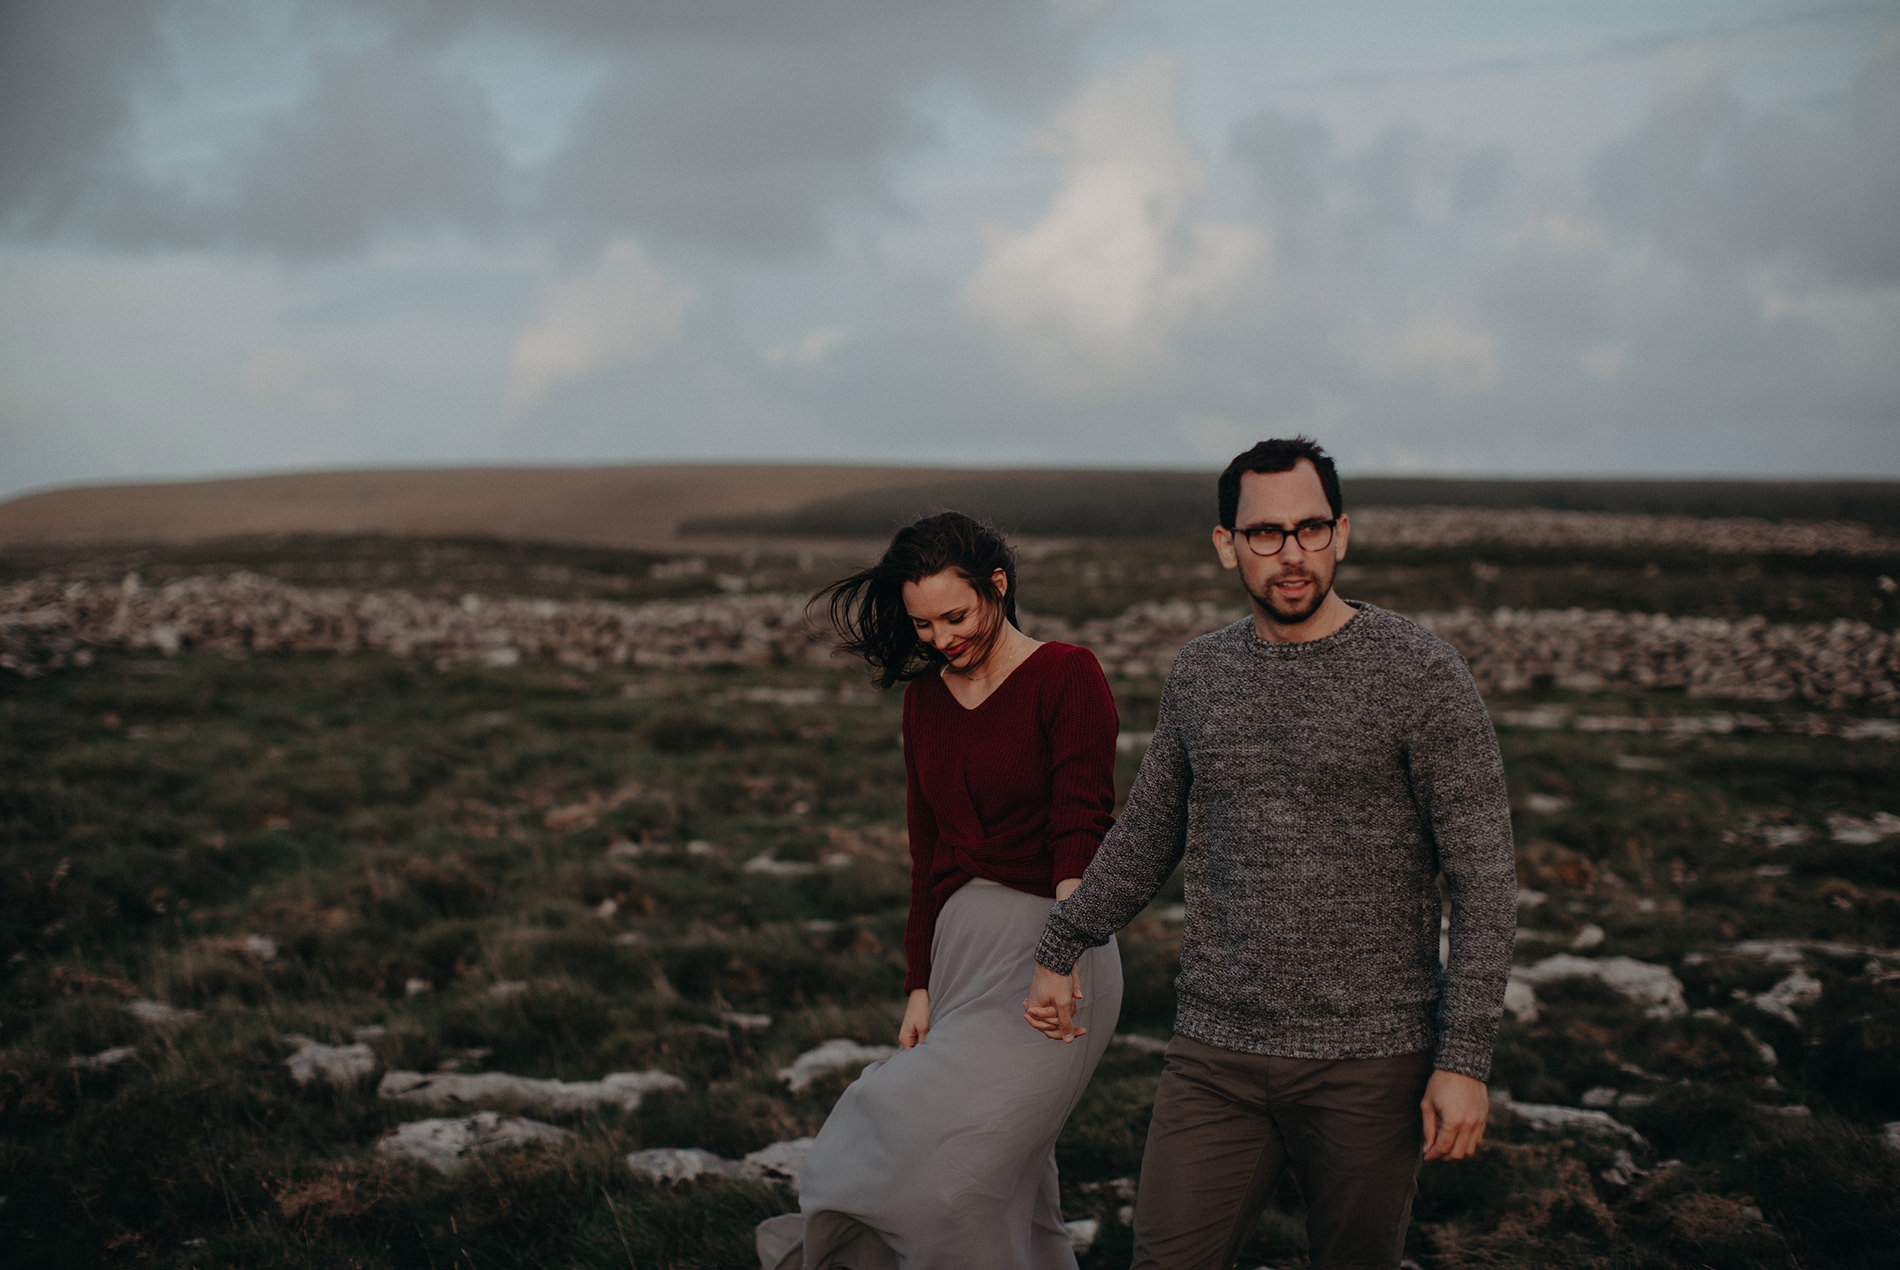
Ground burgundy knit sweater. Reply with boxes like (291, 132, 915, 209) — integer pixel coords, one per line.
(901, 641, 1119, 994)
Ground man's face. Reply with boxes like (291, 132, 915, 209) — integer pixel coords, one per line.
(1213, 461, 1350, 627)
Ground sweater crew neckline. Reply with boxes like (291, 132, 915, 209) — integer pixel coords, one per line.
(1241, 599, 1371, 656)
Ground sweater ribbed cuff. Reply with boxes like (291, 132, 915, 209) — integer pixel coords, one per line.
(1033, 906, 1092, 975)
(1432, 1025, 1497, 1083)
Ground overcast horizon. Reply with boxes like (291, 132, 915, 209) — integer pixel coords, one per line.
(10, 455, 1900, 508)
(4, 1, 1897, 504)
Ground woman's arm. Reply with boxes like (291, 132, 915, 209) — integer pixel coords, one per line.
(900, 687, 940, 1013)
(1041, 648, 1120, 887)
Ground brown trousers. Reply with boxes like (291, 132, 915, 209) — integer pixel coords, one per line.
(1131, 1035, 1432, 1270)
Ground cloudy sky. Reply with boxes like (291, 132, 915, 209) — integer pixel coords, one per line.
(3, 0, 1897, 501)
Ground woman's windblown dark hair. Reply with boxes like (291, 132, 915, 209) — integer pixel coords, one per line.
(811, 511, 1019, 689)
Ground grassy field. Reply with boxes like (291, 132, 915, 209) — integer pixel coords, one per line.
(3, 532, 1899, 1269)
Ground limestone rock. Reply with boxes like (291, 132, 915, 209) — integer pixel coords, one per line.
(378, 1067, 684, 1113)
(1513, 954, 1686, 1018)
(126, 999, 199, 1025)
(1827, 812, 1900, 844)
(1506, 1099, 1645, 1142)
(376, 1111, 573, 1173)
(1751, 970, 1823, 1026)
(741, 1137, 815, 1188)
(721, 1011, 772, 1031)
(625, 1137, 815, 1189)
(284, 1035, 378, 1087)
(626, 1147, 740, 1183)
(778, 1040, 895, 1095)
(744, 854, 817, 879)
(1569, 924, 1605, 951)
(1502, 977, 1540, 1023)
(1601, 1148, 1646, 1187)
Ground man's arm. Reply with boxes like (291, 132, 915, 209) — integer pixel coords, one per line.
(1410, 649, 1518, 1084)
(1026, 669, 1194, 1039)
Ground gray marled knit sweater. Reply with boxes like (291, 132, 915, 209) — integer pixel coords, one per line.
(1035, 602, 1517, 1082)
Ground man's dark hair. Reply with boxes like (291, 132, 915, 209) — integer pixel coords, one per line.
(811, 510, 1019, 690)
(1217, 436, 1343, 528)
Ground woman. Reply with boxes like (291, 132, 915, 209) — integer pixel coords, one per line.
(758, 512, 1124, 1270)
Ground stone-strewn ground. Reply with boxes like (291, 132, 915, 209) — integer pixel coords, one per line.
(1345, 507, 1900, 555)
(9, 572, 1892, 713)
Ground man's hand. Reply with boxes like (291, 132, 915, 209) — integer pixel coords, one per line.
(899, 989, 930, 1049)
(1420, 1069, 1488, 1161)
(1022, 963, 1085, 1042)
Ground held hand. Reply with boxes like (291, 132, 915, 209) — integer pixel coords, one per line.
(1420, 1069, 1489, 1161)
(899, 989, 930, 1049)
(1022, 963, 1085, 1042)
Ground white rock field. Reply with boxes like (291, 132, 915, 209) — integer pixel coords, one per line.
(4, 573, 1897, 716)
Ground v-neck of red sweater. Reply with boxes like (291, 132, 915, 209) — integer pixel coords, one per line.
(929, 639, 1055, 713)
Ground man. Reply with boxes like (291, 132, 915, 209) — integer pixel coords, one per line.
(1025, 437, 1516, 1270)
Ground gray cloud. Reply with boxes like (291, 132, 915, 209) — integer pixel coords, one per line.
(536, 47, 929, 259)
(1592, 40, 1900, 282)
(0, 1, 164, 232)
(1, 0, 1080, 260)
(1204, 46, 1900, 473)
(512, 0, 1080, 258)
(222, 42, 514, 257)
(1274, 2, 1891, 93)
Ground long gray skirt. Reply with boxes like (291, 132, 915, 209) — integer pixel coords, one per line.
(757, 879, 1122, 1270)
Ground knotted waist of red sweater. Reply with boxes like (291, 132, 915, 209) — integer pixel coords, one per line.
(901, 641, 1119, 994)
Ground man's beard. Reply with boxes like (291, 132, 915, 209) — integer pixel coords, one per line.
(1244, 563, 1334, 626)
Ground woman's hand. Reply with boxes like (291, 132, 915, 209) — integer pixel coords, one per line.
(899, 988, 931, 1048)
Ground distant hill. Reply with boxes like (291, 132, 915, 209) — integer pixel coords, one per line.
(682, 472, 1900, 538)
(2, 464, 1894, 550)
(0, 465, 940, 551)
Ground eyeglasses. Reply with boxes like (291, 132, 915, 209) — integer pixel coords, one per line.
(1233, 519, 1337, 557)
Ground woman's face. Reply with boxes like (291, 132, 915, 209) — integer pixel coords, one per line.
(901, 568, 1005, 673)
